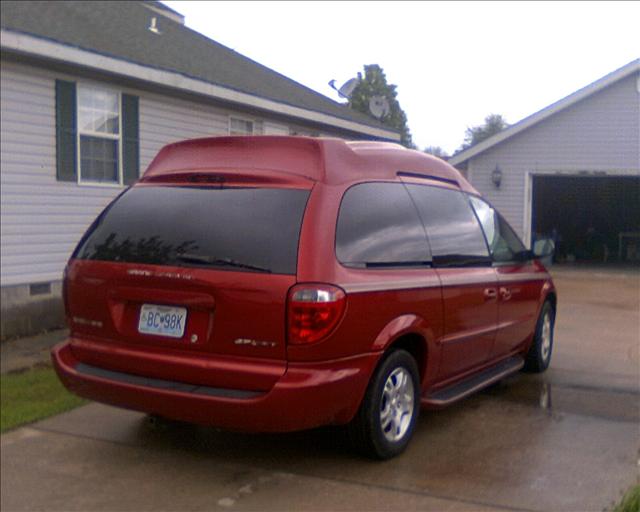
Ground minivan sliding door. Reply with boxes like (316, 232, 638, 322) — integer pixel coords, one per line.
(405, 184, 498, 381)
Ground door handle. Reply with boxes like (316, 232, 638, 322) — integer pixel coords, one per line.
(499, 287, 512, 301)
(484, 288, 498, 300)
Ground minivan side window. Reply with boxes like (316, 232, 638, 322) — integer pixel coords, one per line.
(405, 184, 491, 267)
(336, 182, 431, 267)
(468, 195, 526, 263)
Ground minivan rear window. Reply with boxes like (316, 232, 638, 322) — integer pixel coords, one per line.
(74, 186, 310, 275)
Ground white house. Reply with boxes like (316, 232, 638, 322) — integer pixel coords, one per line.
(450, 60, 640, 263)
(0, 1, 399, 338)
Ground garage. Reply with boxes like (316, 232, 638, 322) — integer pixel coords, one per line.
(449, 60, 639, 263)
(531, 175, 640, 264)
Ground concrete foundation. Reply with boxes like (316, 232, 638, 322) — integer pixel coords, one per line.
(0, 281, 65, 340)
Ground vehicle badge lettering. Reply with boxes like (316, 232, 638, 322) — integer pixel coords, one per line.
(233, 338, 277, 348)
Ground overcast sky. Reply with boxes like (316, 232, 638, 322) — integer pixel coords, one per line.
(163, 1, 638, 153)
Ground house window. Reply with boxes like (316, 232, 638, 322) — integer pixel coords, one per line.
(55, 79, 139, 185)
(229, 117, 263, 136)
(77, 86, 121, 184)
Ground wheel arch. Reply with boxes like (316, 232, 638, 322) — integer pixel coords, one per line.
(387, 333, 428, 383)
(371, 314, 437, 388)
(545, 290, 557, 313)
(538, 279, 557, 318)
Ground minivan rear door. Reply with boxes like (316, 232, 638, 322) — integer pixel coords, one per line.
(66, 182, 311, 362)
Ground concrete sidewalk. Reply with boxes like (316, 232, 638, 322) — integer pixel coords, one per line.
(0, 328, 67, 374)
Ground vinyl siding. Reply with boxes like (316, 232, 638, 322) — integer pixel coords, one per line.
(263, 122, 290, 136)
(139, 93, 229, 170)
(1, 62, 123, 286)
(467, 72, 640, 241)
(0, 60, 331, 287)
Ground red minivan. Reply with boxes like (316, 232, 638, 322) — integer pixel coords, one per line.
(53, 136, 556, 459)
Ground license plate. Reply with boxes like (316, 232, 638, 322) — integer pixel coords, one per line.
(138, 304, 187, 338)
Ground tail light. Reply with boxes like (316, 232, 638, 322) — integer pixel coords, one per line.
(287, 284, 346, 345)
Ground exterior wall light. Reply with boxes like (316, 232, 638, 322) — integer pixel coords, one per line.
(491, 165, 503, 188)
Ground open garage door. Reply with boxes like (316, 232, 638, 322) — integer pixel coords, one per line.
(532, 175, 640, 264)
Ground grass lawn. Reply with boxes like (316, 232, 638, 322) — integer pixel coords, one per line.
(613, 484, 640, 512)
(1, 365, 86, 433)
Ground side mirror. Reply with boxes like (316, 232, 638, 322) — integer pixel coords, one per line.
(533, 238, 555, 259)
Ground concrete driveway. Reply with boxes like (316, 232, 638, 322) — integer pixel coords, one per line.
(2, 267, 639, 511)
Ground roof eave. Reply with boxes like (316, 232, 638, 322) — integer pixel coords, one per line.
(0, 28, 400, 141)
(450, 58, 640, 166)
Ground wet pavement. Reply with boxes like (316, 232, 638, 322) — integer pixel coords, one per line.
(2, 266, 639, 511)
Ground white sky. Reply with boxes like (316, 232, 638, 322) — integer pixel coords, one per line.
(163, 1, 639, 153)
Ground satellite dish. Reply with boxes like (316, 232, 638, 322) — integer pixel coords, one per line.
(329, 77, 360, 99)
(369, 96, 390, 119)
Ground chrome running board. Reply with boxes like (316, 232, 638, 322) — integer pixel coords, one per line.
(422, 356, 524, 407)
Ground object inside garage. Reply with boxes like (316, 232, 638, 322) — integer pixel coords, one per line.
(532, 175, 640, 264)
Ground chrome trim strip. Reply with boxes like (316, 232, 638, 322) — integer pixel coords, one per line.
(496, 272, 549, 283)
(341, 280, 440, 294)
(437, 274, 496, 287)
(340, 272, 548, 294)
(440, 325, 498, 345)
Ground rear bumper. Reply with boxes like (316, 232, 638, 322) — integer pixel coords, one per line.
(52, 341, 379, 432)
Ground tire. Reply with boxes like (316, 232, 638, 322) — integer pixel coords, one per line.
(523, 301, 555, 373)
(347, 349, 420, 459)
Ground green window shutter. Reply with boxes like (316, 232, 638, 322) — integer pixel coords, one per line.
(122, 94, 139, 185)
(55, 80, 77, 182)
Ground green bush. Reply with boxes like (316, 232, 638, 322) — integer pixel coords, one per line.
(613, 485, 640, 512)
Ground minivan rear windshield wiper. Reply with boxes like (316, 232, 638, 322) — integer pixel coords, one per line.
(175, 253, 272, 273)
(364, 261, 432, 268)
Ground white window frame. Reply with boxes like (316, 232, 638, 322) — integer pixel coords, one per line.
(76, 83, 124, 187)
(228, 115, 262, 136)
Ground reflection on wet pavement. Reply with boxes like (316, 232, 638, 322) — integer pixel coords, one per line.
(484, 373, 640, 423)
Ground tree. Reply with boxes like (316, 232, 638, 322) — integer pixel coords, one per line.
(347, 64, 415, 148)
(423, 146, 449, 159)
(461, 114, 508, 150)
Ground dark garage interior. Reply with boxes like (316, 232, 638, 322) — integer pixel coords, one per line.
(532, 175, 640, 264)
